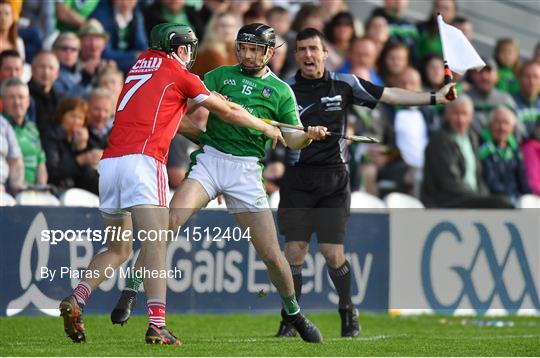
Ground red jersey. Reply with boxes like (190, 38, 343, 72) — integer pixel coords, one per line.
(102, 49, 210, 163)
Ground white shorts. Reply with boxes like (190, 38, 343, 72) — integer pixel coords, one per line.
(98, 154, 169, 214)
(186, 145, 269, 213)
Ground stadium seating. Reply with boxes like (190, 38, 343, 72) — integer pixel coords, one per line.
(15, 190, 61, 206)
(517, 194, 540, 209)
(350, 191, 387, 209)
(0, 192, 16, 206)
(383, 192, 425, 208)
(59, 188, 100, 207)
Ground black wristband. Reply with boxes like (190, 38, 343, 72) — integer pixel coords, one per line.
(430, 91, 437, 105)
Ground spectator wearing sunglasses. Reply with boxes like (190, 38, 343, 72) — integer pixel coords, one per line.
(52, 32, 84, 97)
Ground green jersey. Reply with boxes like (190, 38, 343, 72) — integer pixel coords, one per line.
(7, 116, 46, 184)
(56, 0, 100, 32)
(201, 65, 301, 158)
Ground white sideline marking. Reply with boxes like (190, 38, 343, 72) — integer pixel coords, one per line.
(196, 334, 409, 343)
(329, 334, 408, 341)
(435, 335, 540, 340)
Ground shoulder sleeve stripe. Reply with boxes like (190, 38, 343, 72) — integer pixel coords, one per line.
(192, 93, 209, 104)
(332, 72, 383, 108)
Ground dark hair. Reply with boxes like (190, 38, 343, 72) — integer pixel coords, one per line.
(376, 41, 410, 85)
(291, 4, 324, 33)
(295, 28, 327, 51)
(0, 49, 21, 68)
(494, 37, 520, 72)
(31, 50, 58, 66)
(324, 12, 355, 44)
(452, 16, 469, 25)
(55, 97, 89, 126)
(0, 0, 18, 52)
(519, 61, 540, 77)
(266, 6, 287, 19)
(365, 15, 386, 32)
(420, 54, 444, 89)
(243, 2, 266, 24)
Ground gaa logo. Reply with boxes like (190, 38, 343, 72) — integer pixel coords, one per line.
(421, 221, 539, 313)
(223, 79, 236, 86)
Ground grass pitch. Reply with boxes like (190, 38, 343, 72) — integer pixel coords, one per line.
(1, 312, 538, 356)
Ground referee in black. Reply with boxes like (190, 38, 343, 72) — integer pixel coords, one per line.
(276, 28, 457, 338)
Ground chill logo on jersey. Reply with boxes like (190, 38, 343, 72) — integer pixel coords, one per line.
(261, 87, 273, 98)
(131, 57, 163, 73)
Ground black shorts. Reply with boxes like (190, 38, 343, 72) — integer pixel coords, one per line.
(277, 165, 350, 244)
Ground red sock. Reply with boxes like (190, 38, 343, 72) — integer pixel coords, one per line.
(73, 282, 91, 306)
(147, 299, 166, 327)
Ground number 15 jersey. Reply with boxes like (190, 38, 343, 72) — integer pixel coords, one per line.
(102, 49, 210, 164)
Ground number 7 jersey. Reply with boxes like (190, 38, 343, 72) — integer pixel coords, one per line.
(102, 49, 210, 163)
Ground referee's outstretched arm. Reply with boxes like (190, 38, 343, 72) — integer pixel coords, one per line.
(380, 82, 457, 106)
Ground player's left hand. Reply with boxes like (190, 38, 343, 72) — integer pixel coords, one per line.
(306, 126, 328, 141)
(437, 82, 458, 104)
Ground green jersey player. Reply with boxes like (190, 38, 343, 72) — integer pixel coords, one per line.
(200, 63, 301, 158)
(111, 23, 327, 343)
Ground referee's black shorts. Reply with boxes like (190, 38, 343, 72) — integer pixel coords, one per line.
(277, 165, 350, 244)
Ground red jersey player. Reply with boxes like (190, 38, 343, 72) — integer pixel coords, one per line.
(59, 23, 285, 346)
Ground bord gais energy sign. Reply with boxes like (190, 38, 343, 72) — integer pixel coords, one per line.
(0, 207, 389, 316)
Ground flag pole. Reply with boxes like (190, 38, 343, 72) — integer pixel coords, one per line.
(438, 13, 456, 100)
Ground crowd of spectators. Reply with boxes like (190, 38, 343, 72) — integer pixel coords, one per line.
(0, 0, 538, 208)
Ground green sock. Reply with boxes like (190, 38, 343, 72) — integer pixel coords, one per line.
(125, 270, 143, 291)
(282, 293, 300, 315)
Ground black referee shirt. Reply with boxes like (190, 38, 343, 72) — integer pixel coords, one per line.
(285, 70, 384, 167)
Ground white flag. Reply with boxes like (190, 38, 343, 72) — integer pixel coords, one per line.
(437, 14, 485, 75)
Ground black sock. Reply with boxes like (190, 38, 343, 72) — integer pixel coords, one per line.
(290, 265, 303, 302)
(328, 260, 353, 309)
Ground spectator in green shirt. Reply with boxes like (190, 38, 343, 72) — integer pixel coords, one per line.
(143, 0, 203, 39)
(56, 0, 100, 32)
(494, 38, 521, 95)
(1, 77, 47, 186)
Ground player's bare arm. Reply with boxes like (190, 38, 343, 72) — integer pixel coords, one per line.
(186, 98, 202, 115)
(178, 115, 202, 142)
(283, 126, 328, 150)
(201, 92, 287, 148)
(8, 156, 24, 192)
(380, 82, 457, 106)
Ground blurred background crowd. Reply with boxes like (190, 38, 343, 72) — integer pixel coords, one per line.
(0, 0, 539, 208)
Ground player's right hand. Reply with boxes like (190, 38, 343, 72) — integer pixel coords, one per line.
(263, 124, 287, 149)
